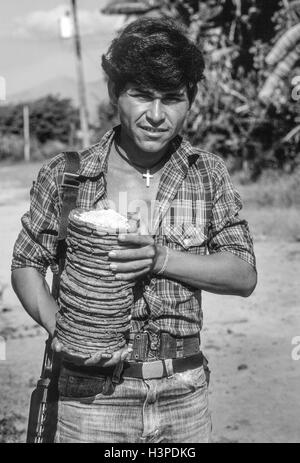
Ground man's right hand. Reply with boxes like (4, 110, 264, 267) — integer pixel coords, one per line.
(51, 337, 133, 368)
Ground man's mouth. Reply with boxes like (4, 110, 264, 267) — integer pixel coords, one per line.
(141, 126, 167, 133)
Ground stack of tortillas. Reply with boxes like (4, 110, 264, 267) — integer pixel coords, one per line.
(55, 208, 139, 357)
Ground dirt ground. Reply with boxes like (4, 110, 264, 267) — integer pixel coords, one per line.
(0, 162, 299, 443)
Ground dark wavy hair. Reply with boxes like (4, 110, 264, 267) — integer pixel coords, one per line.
(101, 17, 205, 103)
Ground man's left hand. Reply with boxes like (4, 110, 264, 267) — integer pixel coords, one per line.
(108, 234, 165, 281)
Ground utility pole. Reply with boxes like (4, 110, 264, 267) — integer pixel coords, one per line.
(23, 105, 30, 162)
(70, 0, 90, 147)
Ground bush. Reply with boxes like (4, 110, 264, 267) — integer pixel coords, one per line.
(37, 139, 71, 160)
(0, 134, 73, 163)
(234, 168, 300, 208)
(93, 100, 120, 142)
(0, 134, 24, 162)
(100, 1, 299, 179)
(186, 67, 300, 179)
(0, 95, 80, 145)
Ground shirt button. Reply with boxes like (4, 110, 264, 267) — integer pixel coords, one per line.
(144, 285, 150, 291)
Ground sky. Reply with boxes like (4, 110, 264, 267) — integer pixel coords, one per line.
(0, 0, 125, 99)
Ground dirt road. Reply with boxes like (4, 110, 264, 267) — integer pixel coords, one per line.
(0, 162, 299, 443)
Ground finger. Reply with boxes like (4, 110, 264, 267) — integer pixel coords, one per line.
(115, 268, 150, 281)
(84, 351, 113, 366)
(100, 351, 122, 367)
(108, 245, 156, 261)
(62, 349, 88, 365)
(101, 353, 114, 359)
(121, 347, 133, 361)
(110, 259, 153, 273)
(127, 220, 140, 233)
(118, 234, 154, 246)
(84, 351, 103, 366)
(100, 346, 132, 367)
(51, 337, 63, 353)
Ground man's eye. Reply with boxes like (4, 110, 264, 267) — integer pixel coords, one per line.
(132, 93, 151, 100)
(163, 97, 182, 104)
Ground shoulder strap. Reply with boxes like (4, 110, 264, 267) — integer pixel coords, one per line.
(30, 152, 81, 444)
(58, 152, 81, 241)
(51, 151, 80, 300)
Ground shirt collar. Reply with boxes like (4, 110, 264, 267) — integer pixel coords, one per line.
(78, 125, 197, 178)
(78, 127, 116, 178)
(169, 135, 195, 174)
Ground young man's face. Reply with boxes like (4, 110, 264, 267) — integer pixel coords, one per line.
(113, 83, 192, 157)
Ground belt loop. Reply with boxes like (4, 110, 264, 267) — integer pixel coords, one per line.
(112, 361, 124, 384)
(163, 359, 174, 377)
(147, 330, 159, 359)
(176, 338, 184, 358)
(131, 333, 149, 361)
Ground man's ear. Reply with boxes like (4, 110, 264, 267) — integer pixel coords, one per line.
(108, 80, 118, 106)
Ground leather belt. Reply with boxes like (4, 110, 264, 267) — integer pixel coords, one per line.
(63, 352, 203, 380)
(123, 352, 203, 379)
(129, 332, 200, 361)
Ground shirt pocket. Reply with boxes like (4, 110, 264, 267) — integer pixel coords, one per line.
(164, 223, 207, 251)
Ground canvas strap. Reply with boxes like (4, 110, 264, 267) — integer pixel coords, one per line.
(51, 151, 80, 301)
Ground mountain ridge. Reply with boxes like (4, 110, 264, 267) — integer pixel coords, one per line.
(6, 76, 109, 122)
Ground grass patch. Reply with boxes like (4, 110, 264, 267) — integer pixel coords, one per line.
(233, 169, 300, 208)
(0, 160, 43, 190)
(233, 170, 300, 241)
(0, 134, 70, 163)
(244, 207, 300, 242)
(0, 413, 26, 443)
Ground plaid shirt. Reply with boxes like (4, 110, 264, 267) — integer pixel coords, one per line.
(12, 127, 256, 338)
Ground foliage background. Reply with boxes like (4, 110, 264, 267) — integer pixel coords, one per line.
(0, 2, 300, 443)
(0, 0, 299, 182)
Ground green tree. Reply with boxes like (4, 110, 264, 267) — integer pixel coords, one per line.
(102, 1, 299, 177)
(0, 95, 80, 144)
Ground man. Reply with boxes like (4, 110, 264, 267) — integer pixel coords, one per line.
(11, 18, 257, 443)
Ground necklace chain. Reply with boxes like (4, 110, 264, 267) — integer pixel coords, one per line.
(114, 140, 165, 172)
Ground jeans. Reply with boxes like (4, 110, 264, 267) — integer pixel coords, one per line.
(55, 365, 212, 443)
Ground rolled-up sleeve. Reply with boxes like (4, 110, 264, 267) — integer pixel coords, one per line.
(11, 164, 60, 277)
(208, 158, 256, 270)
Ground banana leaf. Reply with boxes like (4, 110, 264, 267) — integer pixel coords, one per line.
(266, 23, 300, 66)
(283, 124, 300, 142)
(260, 45, 300, 101)
(286, 0, 300, 21)
(102, 0, 161, 15)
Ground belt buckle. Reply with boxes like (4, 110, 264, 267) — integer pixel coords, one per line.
(142, 360, 164, 380)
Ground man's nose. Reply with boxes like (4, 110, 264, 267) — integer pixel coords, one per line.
(147, 99, 165, 124)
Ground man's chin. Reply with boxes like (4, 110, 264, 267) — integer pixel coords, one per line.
(137, 139, 170, 154)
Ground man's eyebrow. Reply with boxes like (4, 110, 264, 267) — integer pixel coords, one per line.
(164, 90, 186, 97)
(130, 87, 150, 93)
(129, 87, 186, 97)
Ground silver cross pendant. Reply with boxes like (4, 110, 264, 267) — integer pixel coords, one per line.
(143, 169, 154, 188)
